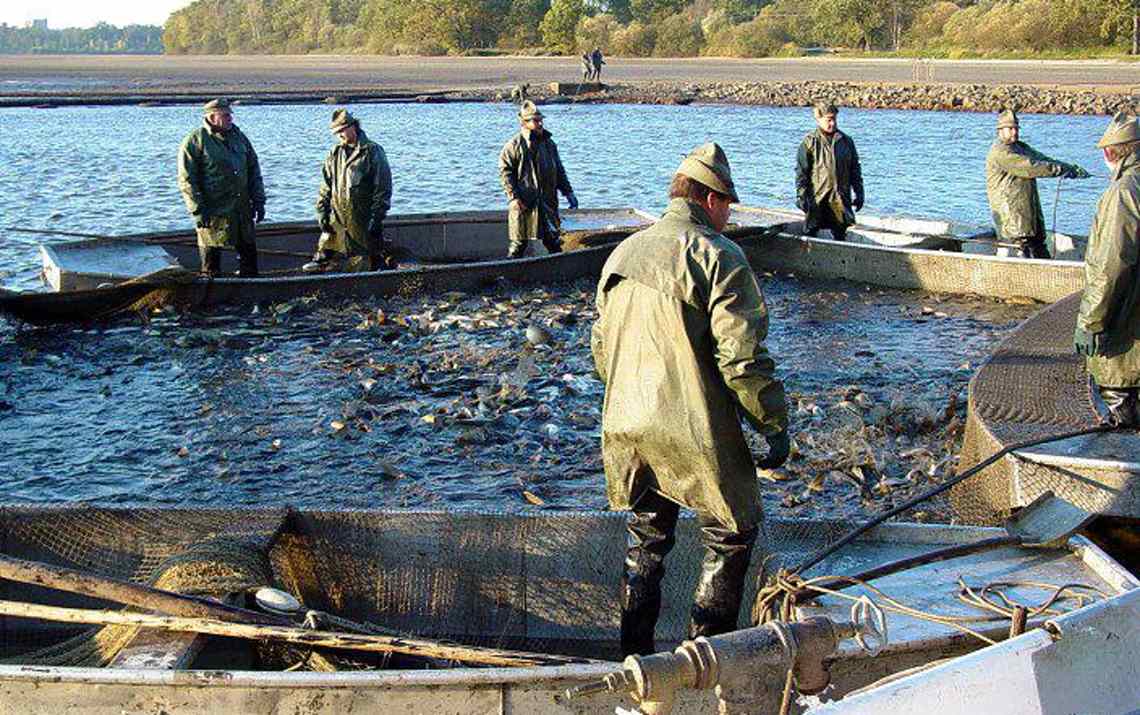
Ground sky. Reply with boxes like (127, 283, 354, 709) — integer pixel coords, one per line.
(1, 1, 193, 28)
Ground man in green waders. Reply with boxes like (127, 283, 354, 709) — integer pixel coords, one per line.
(306, 108, 394, 273)
(1075, 112, 1140, 427)
(592, 143, 790, 656)
(986, 108, 1090, 259)
(177, 98, 266, 277)
(796, 102, 864, 241)
(498, 101, 578, 258)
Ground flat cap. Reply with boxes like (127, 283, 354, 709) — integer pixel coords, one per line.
(812, 102, 838, 118)
(1097, 111, 1140, 148)
(996, 109, 1019, 129)
(330, 108, 358, 132)
(202, 98, 231, 114)
(676, 142, 739, 203)
(518, 100, 544, 121)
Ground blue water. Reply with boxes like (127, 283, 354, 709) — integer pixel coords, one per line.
(0, 101, 1109, 289)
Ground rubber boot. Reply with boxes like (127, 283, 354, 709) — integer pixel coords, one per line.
(620, 490, 679, 657)
(1018, 237, 1051, 259)
(506, 238, 528, 259)
(1098, 387, 1139, 428)
(688, 521, 757, 640)
(236, 239, 259, 278)
(198, 245, 222, 276)
(540, 234, 563, 255)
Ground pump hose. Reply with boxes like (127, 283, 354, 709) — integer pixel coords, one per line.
(791, 423, 1114, 576)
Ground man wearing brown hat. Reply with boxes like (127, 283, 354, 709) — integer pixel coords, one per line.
(498, 101, 578, 258)
(177, 98, 266, 277)
(307, 108, 393, 272)
(1075, 112, 1140, 427)
(796, 102, 864, 241)
(592, 142, 789, 656)
(986, 108, 1090, 259)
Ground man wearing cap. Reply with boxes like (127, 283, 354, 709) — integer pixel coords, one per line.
(307, 108, 393, 273)
(1074, 112, 1140, 427)
(498, 101, 578, 258)
(591, 142, 790, 656)
(177, 98, 266, 277)
(796, 102, 864, 241)
(986, 108, 1090, 259)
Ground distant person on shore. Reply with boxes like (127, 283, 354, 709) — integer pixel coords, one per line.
(591, 48, 606, 82)
(986, 108, 1090, 259)
(1074, 112, 1140, 427)
(177, 98, 266, 277)
(498, 101, 578, 258)
(305, 108, 393, 273)
(795, 102, 864, 241)
(581, 52, 593, 82)
(591, 142, 789, 656)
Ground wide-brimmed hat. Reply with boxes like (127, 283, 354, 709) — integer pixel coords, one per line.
(996, 109, 1019, 129)
(676, 142, 740, 203)
(1097, 111, 1140, 148)
(518, 100, 544, 121)
(330, 108, 358, 133)
(202, 98, 231, 115)
(812, 102, 838, 118)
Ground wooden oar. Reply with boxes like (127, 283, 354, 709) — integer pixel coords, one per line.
(0, 553, 290, 626)
(0, 553, 592, 667)
(0, 600, 584, 668)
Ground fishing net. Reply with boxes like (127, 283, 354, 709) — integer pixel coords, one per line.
(953, 292, 1122, 526)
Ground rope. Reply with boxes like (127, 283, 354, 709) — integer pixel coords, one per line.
(1051, 176, 1064, 240)
(957, 578, 1105, 620)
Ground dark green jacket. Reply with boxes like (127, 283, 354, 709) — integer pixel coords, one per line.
(1078, 151, 1140, 388)
(315, 129, 392, 257)
(796, 129, 863, 227)
(177, 121, 265, 249)
(591, 198, 788, 533)
(985, 140, 1067, 240)
(498, 128, 573, 243)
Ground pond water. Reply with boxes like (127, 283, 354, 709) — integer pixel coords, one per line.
(0, 100, 1071, 515)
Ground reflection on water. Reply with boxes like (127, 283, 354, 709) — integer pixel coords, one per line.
(0, 102, 1108, 289)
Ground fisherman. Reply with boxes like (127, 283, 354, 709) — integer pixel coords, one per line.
(498, 101, 578, 259)
(591, 47, 606, 82)
(1074, 112, 1140, 427)
(305, 108, 394, 273)
(591, 143, 790, 656)
(986, 108, 1091, 259)
(510, 82, 530, 105)
(796, 102, 864, 241)
(177, 98, 266, 277)
(581, 52, 594, 82)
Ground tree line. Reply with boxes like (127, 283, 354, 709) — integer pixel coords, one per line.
(0, 22, 164, 54)
(158, 0, 1135, 57)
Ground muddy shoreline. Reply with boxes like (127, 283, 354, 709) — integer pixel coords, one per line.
(2, 55, 1138, 114)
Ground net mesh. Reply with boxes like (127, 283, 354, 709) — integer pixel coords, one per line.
(953, 292, 1121, 525)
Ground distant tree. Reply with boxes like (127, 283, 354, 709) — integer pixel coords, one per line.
(541, 0, 585, 52)
(629, 0, 686, 24)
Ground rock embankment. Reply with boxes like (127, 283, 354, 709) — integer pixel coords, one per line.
(510, 80, 1137, 116)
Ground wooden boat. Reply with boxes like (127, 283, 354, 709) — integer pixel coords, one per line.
(732, 206, 1086, 303)
(0, 208, 656, 325)
(0, 506, 1133, 713)
(806, 586, 1140, 714)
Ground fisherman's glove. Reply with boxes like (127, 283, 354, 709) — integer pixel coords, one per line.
(1074, 327, 1106, 357)
(853, 195, 865, 212)
(253, 205, 266, 224)
(194, 214, 209, 229)
(1072, 166, 1092, 179)
(756, 430, 791, 470)
(318, 215, 334, 234)
(567, 193, 579, 210)
(1062, 165, 1090, 180)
